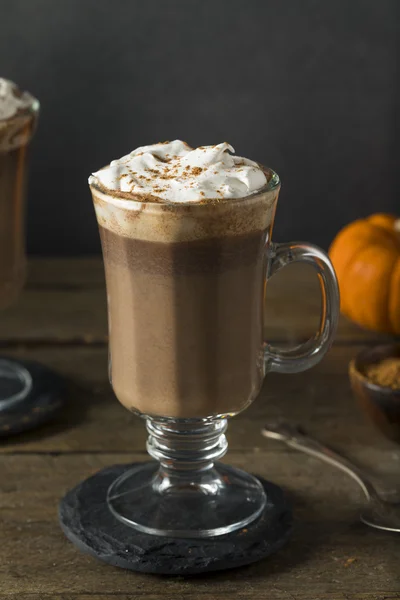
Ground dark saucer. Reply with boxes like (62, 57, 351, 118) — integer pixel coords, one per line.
(59, 462, 293, 575)
(0, 358, 64, 437)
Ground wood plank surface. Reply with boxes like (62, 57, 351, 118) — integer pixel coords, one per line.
(0, 452, 399, 598)
(0, 259, 399, 599)
(0, 592, 400, 600)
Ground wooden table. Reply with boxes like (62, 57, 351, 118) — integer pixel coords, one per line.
(1, 259, 399, 600)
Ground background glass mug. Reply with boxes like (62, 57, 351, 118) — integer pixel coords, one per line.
(0, 84, 39, 410)
(90, 167, 339, 538)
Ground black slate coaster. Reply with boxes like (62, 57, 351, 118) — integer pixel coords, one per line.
(0, 358, 64, 437)
(59, 463, 292, 575)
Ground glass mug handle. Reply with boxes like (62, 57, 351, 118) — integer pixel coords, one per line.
(264, 242, 340, 374)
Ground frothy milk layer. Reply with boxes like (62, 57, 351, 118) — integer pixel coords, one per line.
(90, 142, 278, 243)
(90, 141, 267, 202)
(0, 78, 36, 120)
(91, 178, 278, 243)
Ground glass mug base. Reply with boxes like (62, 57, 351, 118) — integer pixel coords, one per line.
(107, 461, 266, 538)
(106, 418, 266, 538)
(0, 358, 33, 412)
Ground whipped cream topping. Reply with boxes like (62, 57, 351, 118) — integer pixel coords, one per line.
(90, 141, 267, 202)
(0, 78, 36, 120)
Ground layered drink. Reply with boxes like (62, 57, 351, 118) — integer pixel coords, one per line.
(89, 141, 279, 418)
(0, 78, 39, 308)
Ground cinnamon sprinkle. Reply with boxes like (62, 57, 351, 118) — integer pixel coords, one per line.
(191, 167, 203, 176)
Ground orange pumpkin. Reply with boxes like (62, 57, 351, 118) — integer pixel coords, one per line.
(329, 213, 400, 334)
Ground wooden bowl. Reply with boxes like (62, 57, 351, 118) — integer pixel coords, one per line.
(349, 344, 400, 442)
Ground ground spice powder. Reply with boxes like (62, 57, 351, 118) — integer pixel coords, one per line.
(365, 357, 400, 389)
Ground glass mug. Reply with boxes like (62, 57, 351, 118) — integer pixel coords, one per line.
(89, 167, 339, 538)
(0, 89, 39, 410)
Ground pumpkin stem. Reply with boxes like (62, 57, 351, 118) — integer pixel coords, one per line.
(395, 219, 400, 234)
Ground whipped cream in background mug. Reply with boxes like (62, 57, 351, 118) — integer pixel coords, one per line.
(0, 78, 36, 121)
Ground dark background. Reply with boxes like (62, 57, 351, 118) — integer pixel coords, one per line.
(0, 0, 397, 255)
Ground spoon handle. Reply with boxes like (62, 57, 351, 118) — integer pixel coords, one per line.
(261, 421, 377, 500)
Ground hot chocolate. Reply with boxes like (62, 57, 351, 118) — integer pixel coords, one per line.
(90, 141, 279, 418)
(0, 78, 39, 308)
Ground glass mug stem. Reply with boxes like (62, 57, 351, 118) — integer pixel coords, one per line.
(146, 418, 228, 472)
(264, 242, 340, 374)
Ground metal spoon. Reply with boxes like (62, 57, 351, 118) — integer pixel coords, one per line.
(261, 420, 400, 532)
